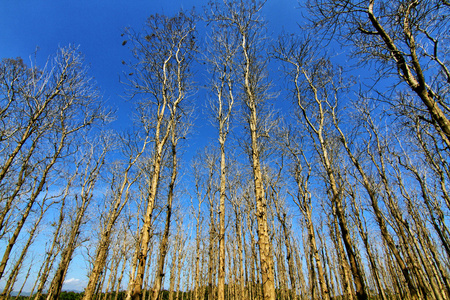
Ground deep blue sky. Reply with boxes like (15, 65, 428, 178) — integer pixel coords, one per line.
(0, 0, 301, 292)
(0, 0, 300, 128)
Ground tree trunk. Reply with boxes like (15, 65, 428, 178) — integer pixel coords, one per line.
(218, 137, 226, 300)
(0, 136, 65, 280)
(83, 151, 144, 300)
(151, 138, 178, 300)
(0, 204, 46, 299)
(366, 0, 450, 148)
(242, 32, 276, 300)
(33, 192, 68, 300)
(46, 195, 92, 300)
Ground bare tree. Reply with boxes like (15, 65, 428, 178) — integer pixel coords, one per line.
(150, 85, 190, 300)
(208, 1, 276, 298)
(82, 131, 149, 300)
(46, 133, 112, 300)
(264, 162, 299, 300)
(306, 0, 450, 147)
(0, 200, 50, 300)
(204, 13, 239, 299)
(190, 149, 212, 300)
(228, 169, 247, 300)
(123, 10, 197, 300)
(0, 46, 107, 282)
(31, 183, 70, 300)
(204, 149, 218, 300)
(274, 36, 369, 299)
(168, 210, 186, 300)
(278, 127, 330, 300)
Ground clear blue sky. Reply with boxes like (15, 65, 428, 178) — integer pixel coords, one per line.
(0, 0, 300, 128)
(0, 0, 301, 292)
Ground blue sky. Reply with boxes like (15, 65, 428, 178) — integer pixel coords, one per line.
(0, 0, 301, 292)
(0, 0, 301, 155)
(0, 0, 300, 125)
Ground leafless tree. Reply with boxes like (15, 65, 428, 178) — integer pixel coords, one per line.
(277, 126, 330, 300)
(208, 1, 276, 298)
(274, 35, 369, 299)
(122, 10, 197, 300)
(46, 132, 112, 300)
(150, 83, 191, 300)
(306, 0, 450, 147)
(82, 131, 149, 300)
(0, 46, 108, 284)
(204, 11, 239, 299)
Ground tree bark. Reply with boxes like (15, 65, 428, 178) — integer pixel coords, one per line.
(151, 128, 178, 300)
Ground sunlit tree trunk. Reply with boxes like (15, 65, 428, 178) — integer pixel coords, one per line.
(0, 48, 106, 284)
(151, 109, 183, 300)
(208, 1, 276, 298)
(83, 138, 147, 300)
(169, 214, 185, 300)
(125, 12, 196, 300)
(113, 234, 130, 300)
(274, 37, 368, 300)
(204, 20, 237, 298)
(363, 117, 425, 299)
(280, 129, 329, 300)
(0, 134, 66, 281)
(0, 202, 48, 300)
(32, 183, 71, 300)
(328, 207, 355, 300)
(347, 186, 387, 300)
(46, 137, 109, 300)
(125, 215, 144, 300)
(192, 157, 206, 300)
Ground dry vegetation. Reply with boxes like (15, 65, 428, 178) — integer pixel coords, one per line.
(1, 1, 450, 300)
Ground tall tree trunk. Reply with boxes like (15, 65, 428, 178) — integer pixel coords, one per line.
(335, 111, 421, 300)
(235, 209, 246, 300)
(33, 190, 69, 300)
(169, 216, 184, 300)
(113, 240, 129, 300)
(130, 153, 162, 300)
(124, 12, 195, 299)
(329, 209, 355, 300)
(323, 150, 367, 300)
(242, 32, 276, 300)
(348, 190, 387, 300)
(0, 135, 66, 280)
(46, 195, 92, 300)
(194, 202, 203, 300)
(47, 135, 108, 300)
(0, 203, 47, 300)
(151, 134, 178, 300)
(83, 147, 145, 300)
(319, 235, 335, 299)
(217, 134, 227, 300)
(125, 224, 142, 300)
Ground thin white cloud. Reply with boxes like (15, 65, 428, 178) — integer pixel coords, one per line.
(63, 278, 80, 284)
